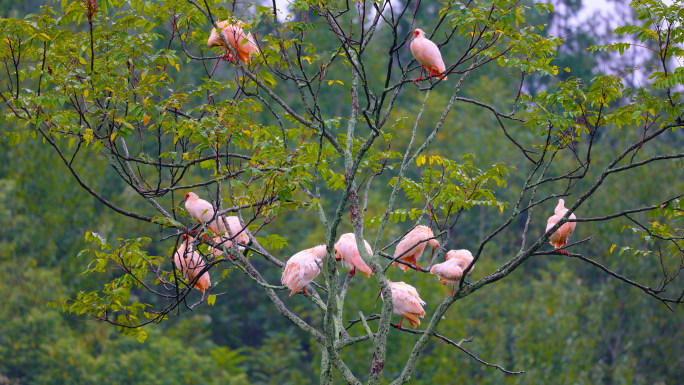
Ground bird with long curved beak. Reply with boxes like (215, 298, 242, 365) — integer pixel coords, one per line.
(408, 28, 447, 82)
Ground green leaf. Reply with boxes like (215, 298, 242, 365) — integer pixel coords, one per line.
(208, 295, 216, 306)
(136, 330, 147, 343)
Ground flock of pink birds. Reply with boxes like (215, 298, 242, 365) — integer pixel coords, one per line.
(206, 20, 448, 83)
(177, 190, 576, 329)
(172, 23, 577, 328)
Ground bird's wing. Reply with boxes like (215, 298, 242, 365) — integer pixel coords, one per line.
(558, 219, 576, 243)
(225, 216, 249, 244)
(173, 248, 188, 277)
(349, 252, 373, 277)
(420, 39, 446, 74)
(190, 200, 215, 223)
(220, 24, 242, 47)
(394, 231, 426, 259)
(410, 38, 427, 66)
(207, 21, 229, 47)
(196, 271, 211, 293)
(283, 249, 322, 295)
(241, 31, 259, 54)
(392, 283, 426, 319)
(546, 215, 564, 246)
(184, 251, 211, 293)
(430, 260, 464, 282)
(565, 212, 577, 234)
(546, 215, 560, 233)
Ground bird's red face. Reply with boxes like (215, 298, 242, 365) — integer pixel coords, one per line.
(413, 30, 420, 37)
(181, 234, 188, 240)
(185, 193, 190, 201)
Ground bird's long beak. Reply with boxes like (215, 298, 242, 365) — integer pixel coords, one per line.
(374, 290, 382, 308)
(407, 38, 412, 52)
(431, 245, 437, 259)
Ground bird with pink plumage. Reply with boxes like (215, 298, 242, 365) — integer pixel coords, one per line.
(334, 233, 374, 278)
(546, 199, 577, 254)
(281, 245, 328, 296)
(183, 192, 249, 246)
(408, 28, 448, 82)
(207, 20, 259, 64)
(430, 249, 475, 294)
(173, 234, 211, 300)
(392, 225, 440, 272)
(378, 281, 426, 329)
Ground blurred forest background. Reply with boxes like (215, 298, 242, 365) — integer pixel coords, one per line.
(1, 0, 683, 384)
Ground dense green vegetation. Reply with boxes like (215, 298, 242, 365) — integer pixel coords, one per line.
(1, 0, 683, 384)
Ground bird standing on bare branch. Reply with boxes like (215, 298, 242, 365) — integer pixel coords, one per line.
(378, 281, 426, 329)
(546, 199, 577, 254)
(282, 245, 327, 296)
(393, 225, 440, 272)
(408, 28, 447, 82)
(174, 234, 211, 299)
(207, 20, 259, 63)
(430, 249, 475, 294)
(334, 233, 374, 278)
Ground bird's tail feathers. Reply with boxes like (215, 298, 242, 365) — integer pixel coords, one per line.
(289, 286, 303, 297)
(403, 313, 421, 328)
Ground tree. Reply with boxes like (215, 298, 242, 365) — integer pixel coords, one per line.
(1, 0, 683, 383)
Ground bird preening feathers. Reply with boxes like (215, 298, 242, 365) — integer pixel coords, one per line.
(207, 20, 259, 64)
(281, 245, 327, 296)
(393, 225, 440, 272)
(174, 234, 212, 299)
(334, 233, 374, 278)
(408, 28, 448, 82)
(430, 249, 475, 294)
(379, 281, 426, 329)
(546, 199, 577, 254)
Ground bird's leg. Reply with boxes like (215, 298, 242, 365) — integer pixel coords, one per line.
(350, 266, 356, 277)
(413, 66, 424, 83)
(301, 288, 308, 295)
(397, 317, 403, 329)
(222, 53, 234, 63)
(412, 257, 421, 270)
(561, 241, 570, 255)
(450, 285, 455, 296)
